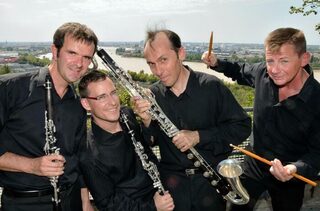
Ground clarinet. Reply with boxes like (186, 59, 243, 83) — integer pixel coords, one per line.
(120, 112, 165, 195)
(44, 77, 61, 211)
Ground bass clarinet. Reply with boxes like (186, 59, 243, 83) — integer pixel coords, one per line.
(120, 112, 165, 195)
(44, 77, 61, 211)
(97, 48, 249, 205)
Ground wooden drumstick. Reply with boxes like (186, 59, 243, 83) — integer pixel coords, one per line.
(230, 144, 317, 187)
(207, 31, 213, 68)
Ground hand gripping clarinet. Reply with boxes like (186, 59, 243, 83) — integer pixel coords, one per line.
(97, 48, 249, 205)
(120, 112, 165, 195)
(44, 77, 61, 211)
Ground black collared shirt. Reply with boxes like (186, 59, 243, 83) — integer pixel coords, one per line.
(148, 66, 252, 171)
(79, 107, 157, 211)
(0, 68, 87, 190)
(215, 60, 320, 178)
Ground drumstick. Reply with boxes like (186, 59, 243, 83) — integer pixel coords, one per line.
(207, 31, 213, 68)
(230, 144, 317, 187)
(208, 31, 213, 58)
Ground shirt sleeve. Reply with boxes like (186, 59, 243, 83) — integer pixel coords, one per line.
(293, 119, 320, 180)
(0, 76, 10, 155)
(213, 59, 267, 88)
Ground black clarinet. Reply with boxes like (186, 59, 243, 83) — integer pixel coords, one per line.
(120, 112, 165, 195)
(44, 77, 61, 211)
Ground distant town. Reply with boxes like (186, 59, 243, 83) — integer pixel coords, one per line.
(0, 41, 320, 74)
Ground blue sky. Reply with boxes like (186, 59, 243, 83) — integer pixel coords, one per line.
(0, 0, 319, 45)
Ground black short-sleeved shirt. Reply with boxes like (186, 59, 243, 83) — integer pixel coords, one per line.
(79, 107, 157, 211)
(215, 60, 320, 178)
(0, 68, 87, 190)
(147, 66, 252, 171)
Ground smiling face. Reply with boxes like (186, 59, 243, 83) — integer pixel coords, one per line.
(81, 78, 121, 127)
(144, 32, 185, 88)
(51, 34, 95, 85)
(265, 43, 310, 87)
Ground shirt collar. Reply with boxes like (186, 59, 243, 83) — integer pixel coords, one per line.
(35, 67, 78, 99)
(163, 65, 195, 97)
(298, 68, 317, 103)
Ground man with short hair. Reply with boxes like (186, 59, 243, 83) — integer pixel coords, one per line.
(202, 27, 320, 210)
(133, 29, 252, 211)
(78, 70, 175, 211)
(0, 22, 98, 211)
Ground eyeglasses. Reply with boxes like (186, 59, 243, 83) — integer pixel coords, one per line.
(86, 91, 118, 102)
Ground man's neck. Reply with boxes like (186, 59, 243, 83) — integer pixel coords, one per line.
(170, 66, 190, 96)
(49, 64, 69, 98)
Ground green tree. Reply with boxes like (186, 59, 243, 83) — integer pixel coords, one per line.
(290, 0, 320, 33)
(0, 65, 11, 75)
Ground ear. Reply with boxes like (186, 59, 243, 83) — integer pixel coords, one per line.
(80, 98, 91, 111)
(51, 44, 58, 61)
(301, 52, 311, 67)
(178, 47, 186, 61)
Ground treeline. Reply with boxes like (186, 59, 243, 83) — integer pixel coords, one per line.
(128, 70, 158, 84)
(18, 54, 51, 67)
(0, 54, 50, 75)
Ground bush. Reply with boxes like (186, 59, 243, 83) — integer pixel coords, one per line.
(0, 65, 11, 75)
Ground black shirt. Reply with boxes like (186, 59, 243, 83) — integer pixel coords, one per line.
(148, 66, 252, 171)
(79, 107, 157, 211)
(0, 68, 87, 190)
(215, 60, 320, 178)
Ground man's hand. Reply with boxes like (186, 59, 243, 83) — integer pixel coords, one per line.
(201, 51, 218, 67)
(30, 154, 65, 177)
(154, 191, 175, 211)
(172, 130, 200, 152)
(269, 158, 296, 182)
(131, 96, 152, 127)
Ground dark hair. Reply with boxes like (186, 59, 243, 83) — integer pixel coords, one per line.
(53, 22, 98, 55)
(145, 29, 181, 54)
(264, 27, 306, 56)
(78, 71, 108, 98)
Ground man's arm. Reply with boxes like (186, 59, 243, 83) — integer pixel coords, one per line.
(0, 152, 65, 177)
(202, 51, 265, 87)
(81, 188, 95, 211)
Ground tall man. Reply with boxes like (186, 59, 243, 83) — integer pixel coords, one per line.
(78, 70, 175, 211)
(0, 22, 98, 211)
(202, 27, 320, 211)
(133, 29, 252, 211)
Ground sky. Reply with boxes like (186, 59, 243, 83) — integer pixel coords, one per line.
(0, 0, 319, 45)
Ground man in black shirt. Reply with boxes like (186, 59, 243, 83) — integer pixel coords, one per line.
(0, 22, 98, 211)
(133, 29, 252, 211)
(202, 27, 320, 210)
(78, 71, 174, 211)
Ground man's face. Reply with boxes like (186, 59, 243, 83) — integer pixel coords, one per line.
(81, 78, 121, 125)
(144, 32, 185, 87)
(265, 43, 309, 87)
(52, 34, 95, 84)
